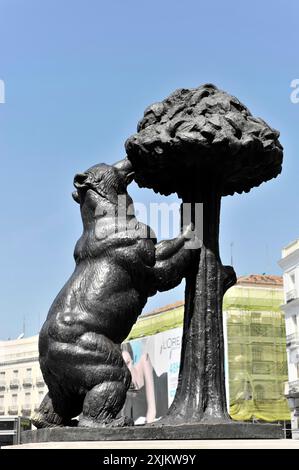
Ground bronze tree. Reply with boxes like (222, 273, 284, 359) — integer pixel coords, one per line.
(125, 84, 283, 424)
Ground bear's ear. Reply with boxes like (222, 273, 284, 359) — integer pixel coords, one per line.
(72, 191, 80, 204)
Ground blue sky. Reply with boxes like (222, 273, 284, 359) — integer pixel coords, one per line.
(0, 0, 298, 339)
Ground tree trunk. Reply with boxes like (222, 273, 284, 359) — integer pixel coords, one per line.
(161, 189, 236, 424)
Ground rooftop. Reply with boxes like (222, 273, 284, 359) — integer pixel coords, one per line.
(237, 274, 283, 287)
(143, 300, 184, 318)
(281, 239, 299, 258)
(142, 274, 283, 317)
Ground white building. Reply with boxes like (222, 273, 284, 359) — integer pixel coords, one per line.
(0, 336, 47, 418)
(279, 239, 299, 438)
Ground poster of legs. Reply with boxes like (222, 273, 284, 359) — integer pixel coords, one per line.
(121, 328, 183, 424)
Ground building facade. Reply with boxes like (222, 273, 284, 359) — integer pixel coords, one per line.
(224, 274, 289, 422)
(0, 336, 47, 418)
(279, 239, 299, 438)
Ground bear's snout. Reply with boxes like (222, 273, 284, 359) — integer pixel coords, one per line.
(74, 173, 89, 189)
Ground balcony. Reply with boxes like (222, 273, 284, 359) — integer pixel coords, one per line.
(8, 405, 18, 415)
(286, 289, 297, 303)
(36, 376, 44, 387)
(0, 406, 5, 415)
(21, 406, 31, 417)
(286, 333, 299, 346)
(9, 379, 19, 389)
(23, 377, 33, 387)
(288, 379, 299, 396)
(0, 379, 6, 390)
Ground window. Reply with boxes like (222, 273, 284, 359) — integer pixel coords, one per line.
(13, 370, 18, 378)
(26, 368, 32, 378)
(11, 394, 17, 405)
(290, 272, 296, 287)
(292, 316, 298, 330)
(38, 391, 44, 408)
(0, 395, 4, 406)
(255, 385, 265, 400)
(252, 345, 262, 361)
(251, 313, 261, 323)
(25, 393, 31, 405)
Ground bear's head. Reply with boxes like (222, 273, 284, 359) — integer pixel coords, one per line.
(72, 159, 135, 231)
(73, 159, 134, 204)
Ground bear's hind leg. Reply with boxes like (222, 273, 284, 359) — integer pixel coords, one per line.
(79, 382, 133, 428)
(32, 392, 79, 429)
(32, 393, 64, 428)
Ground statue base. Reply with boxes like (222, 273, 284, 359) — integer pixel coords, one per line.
(21, 422, 283, 443)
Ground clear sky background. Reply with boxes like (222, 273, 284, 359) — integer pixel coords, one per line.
(0, 0, 298, 339)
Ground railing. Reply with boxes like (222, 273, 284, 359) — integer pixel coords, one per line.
(23, 377, 32, 387)
(286, 333, 299, 345)
(36, 376, 44, 387)
(286, 289, 297, 303)
(288, 379, 299, 394)
(8, 406, 18, 415)
(21, 406, 31, 416)
(9, 379, 19, 389)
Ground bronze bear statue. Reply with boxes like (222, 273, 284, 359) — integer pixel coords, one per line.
(33, 159, 197, 428)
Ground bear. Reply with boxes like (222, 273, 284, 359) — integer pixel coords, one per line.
(32, 158, 198, 428)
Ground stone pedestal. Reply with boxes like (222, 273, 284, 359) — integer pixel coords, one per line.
(21, 422, 283, 444)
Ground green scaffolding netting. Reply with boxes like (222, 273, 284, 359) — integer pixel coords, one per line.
(226, 308, 290, 421)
